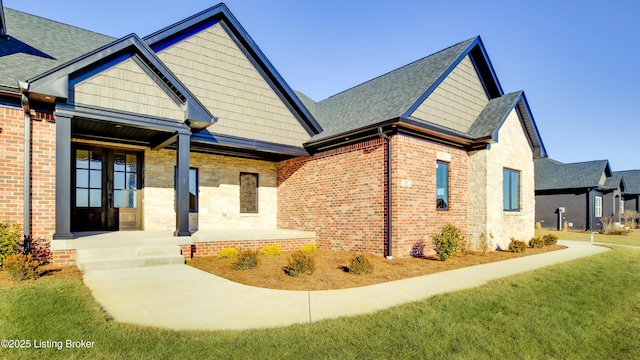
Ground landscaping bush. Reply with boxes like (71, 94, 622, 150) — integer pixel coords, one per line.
(234, 249, 260, 270)
(609, 229, 625, 236)
(410, 240, 425, 258)
(479, 231, 494, 255)
(30, 238, 51, 265)
(348, 254, 374, 275)
(509, 238, 527, 253)
(261, 244, 281, 256)
(285, 251, 316, 277)
(432, 223, 461, 261)
(0, 220, 22, 266)
(300, 244, 318, 254)
(542, 234, 558, 246)
(217, 248, 239, 261)
(529, 237, 544, 249)
(3, 253, 39, 281)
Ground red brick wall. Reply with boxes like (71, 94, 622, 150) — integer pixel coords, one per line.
(391, 134, 469, 257)
(277, 138, 387, 255)
(0, 105, 56, 240)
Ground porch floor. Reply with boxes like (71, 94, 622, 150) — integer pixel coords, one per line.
(52, 229, 316, 250)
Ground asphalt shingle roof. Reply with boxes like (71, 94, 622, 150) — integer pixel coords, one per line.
(467, 90, 522, 139)
(306, 37, 476, 141)
(535, 158, 611, 191)
(616, 170, 640, 194)
(0, 8, 114, 89)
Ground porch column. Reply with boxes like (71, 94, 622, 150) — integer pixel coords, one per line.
(53, 115, 73, 239)
(174, 133, 191, 236)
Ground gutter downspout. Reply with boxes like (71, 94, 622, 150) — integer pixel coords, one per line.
(378, 127, 392, 259)
(20, 89, 32, 252)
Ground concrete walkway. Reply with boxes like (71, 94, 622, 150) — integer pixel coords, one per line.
(82, 241, 610, 331)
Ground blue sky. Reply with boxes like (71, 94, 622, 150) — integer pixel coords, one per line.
(5, 1, 640, 171)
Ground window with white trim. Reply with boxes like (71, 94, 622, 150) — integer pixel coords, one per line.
(594, 196, 603, 217)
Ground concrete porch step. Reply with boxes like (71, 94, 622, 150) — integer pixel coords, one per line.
(77, 254, 185, 272)
(77, 245, 181, 260)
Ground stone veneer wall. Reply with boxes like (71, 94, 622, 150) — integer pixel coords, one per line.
(0, 105, 56, 240)
(144, 150, 278, 231)
(391, 134, 469, 257)
(277, 138, 387, 255)
(468, 108, 535, 249)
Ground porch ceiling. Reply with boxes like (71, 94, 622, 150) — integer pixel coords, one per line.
(72, 117, 172, 147)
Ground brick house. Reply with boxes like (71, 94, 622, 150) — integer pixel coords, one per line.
(0, 3, 546, 265)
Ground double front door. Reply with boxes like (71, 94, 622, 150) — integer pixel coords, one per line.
(71, 146, 143, 231)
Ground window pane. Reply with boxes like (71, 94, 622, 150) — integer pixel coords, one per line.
(436, 162, 448, 209)
(189, 169, 197, 212)
(127, 173, 137, 190)
(114, 189, 124, 208)
(89, 170, 102, 189)
(114, 172, 125, 190)
(90, 151, 102, 170)
(76, 150, 89, 169)
(76, 188, 88, 207)
(510, 171, 519, 210)
(126, 154, 137, 172)
(114, 154, 125, 172)
(76, 169, 89, 188)
(240, 173, 258, 213)
(89, 189, 101, 207)
(127, 191, 136, 208)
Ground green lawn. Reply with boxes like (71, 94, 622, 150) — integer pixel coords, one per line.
(536, 228, 640, 247)
(1, 247, 639, 359)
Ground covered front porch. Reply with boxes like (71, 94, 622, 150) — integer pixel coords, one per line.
(51, 229, 316, 270)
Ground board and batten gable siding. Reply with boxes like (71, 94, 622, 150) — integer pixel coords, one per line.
(468, 108, 535, 250)
(411, 55, 489, 133)
(73, 58, 184, 120)
(155, 23, 311, 147)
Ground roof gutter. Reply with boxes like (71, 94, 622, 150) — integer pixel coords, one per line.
(378, 127, 393, 259)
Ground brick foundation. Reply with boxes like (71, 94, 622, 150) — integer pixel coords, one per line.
(52, 249, 77, 266)
(185, 238, 315, 259)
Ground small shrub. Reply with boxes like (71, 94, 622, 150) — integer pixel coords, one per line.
(300, 244, 318, 254)
(217, 248, 239, 260)
(432, 223, 461, 261)
(0, 220, 22, 266)
(29, 238, 51, 265)
(234, 249, 260, 270)
(528, 237, 544, 249)
(542, 234, 558, 246)
(261, 244, 281, 256)
(609, 229, 625, 236)
(459, 232, 470, 256)
(410, 241, 425, 258)
(509, 238, 527, 253)
(479, 231, 494, 255)
(285, 252, 316, 277)
(348, 254, 374, 275)
(3, 253, 39, 281)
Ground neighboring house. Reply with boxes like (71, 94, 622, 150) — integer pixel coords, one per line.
(0, 2, 546, 263)
(616, 170, 640, 228)
(534, 158, 626, 231)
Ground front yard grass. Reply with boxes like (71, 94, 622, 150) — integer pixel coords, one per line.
(1, 246, 638, 359)
(536, 228, 640, 247)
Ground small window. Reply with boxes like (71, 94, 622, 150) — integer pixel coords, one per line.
(595, 196, 603, 217)
(240, 172, 258, 213)
(436, 161, 449, 210)
(503, 168, 520, 211)
(174, 167, 198, 213)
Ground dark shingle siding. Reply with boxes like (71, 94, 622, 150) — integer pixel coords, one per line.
(616, 170, 640, 194)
